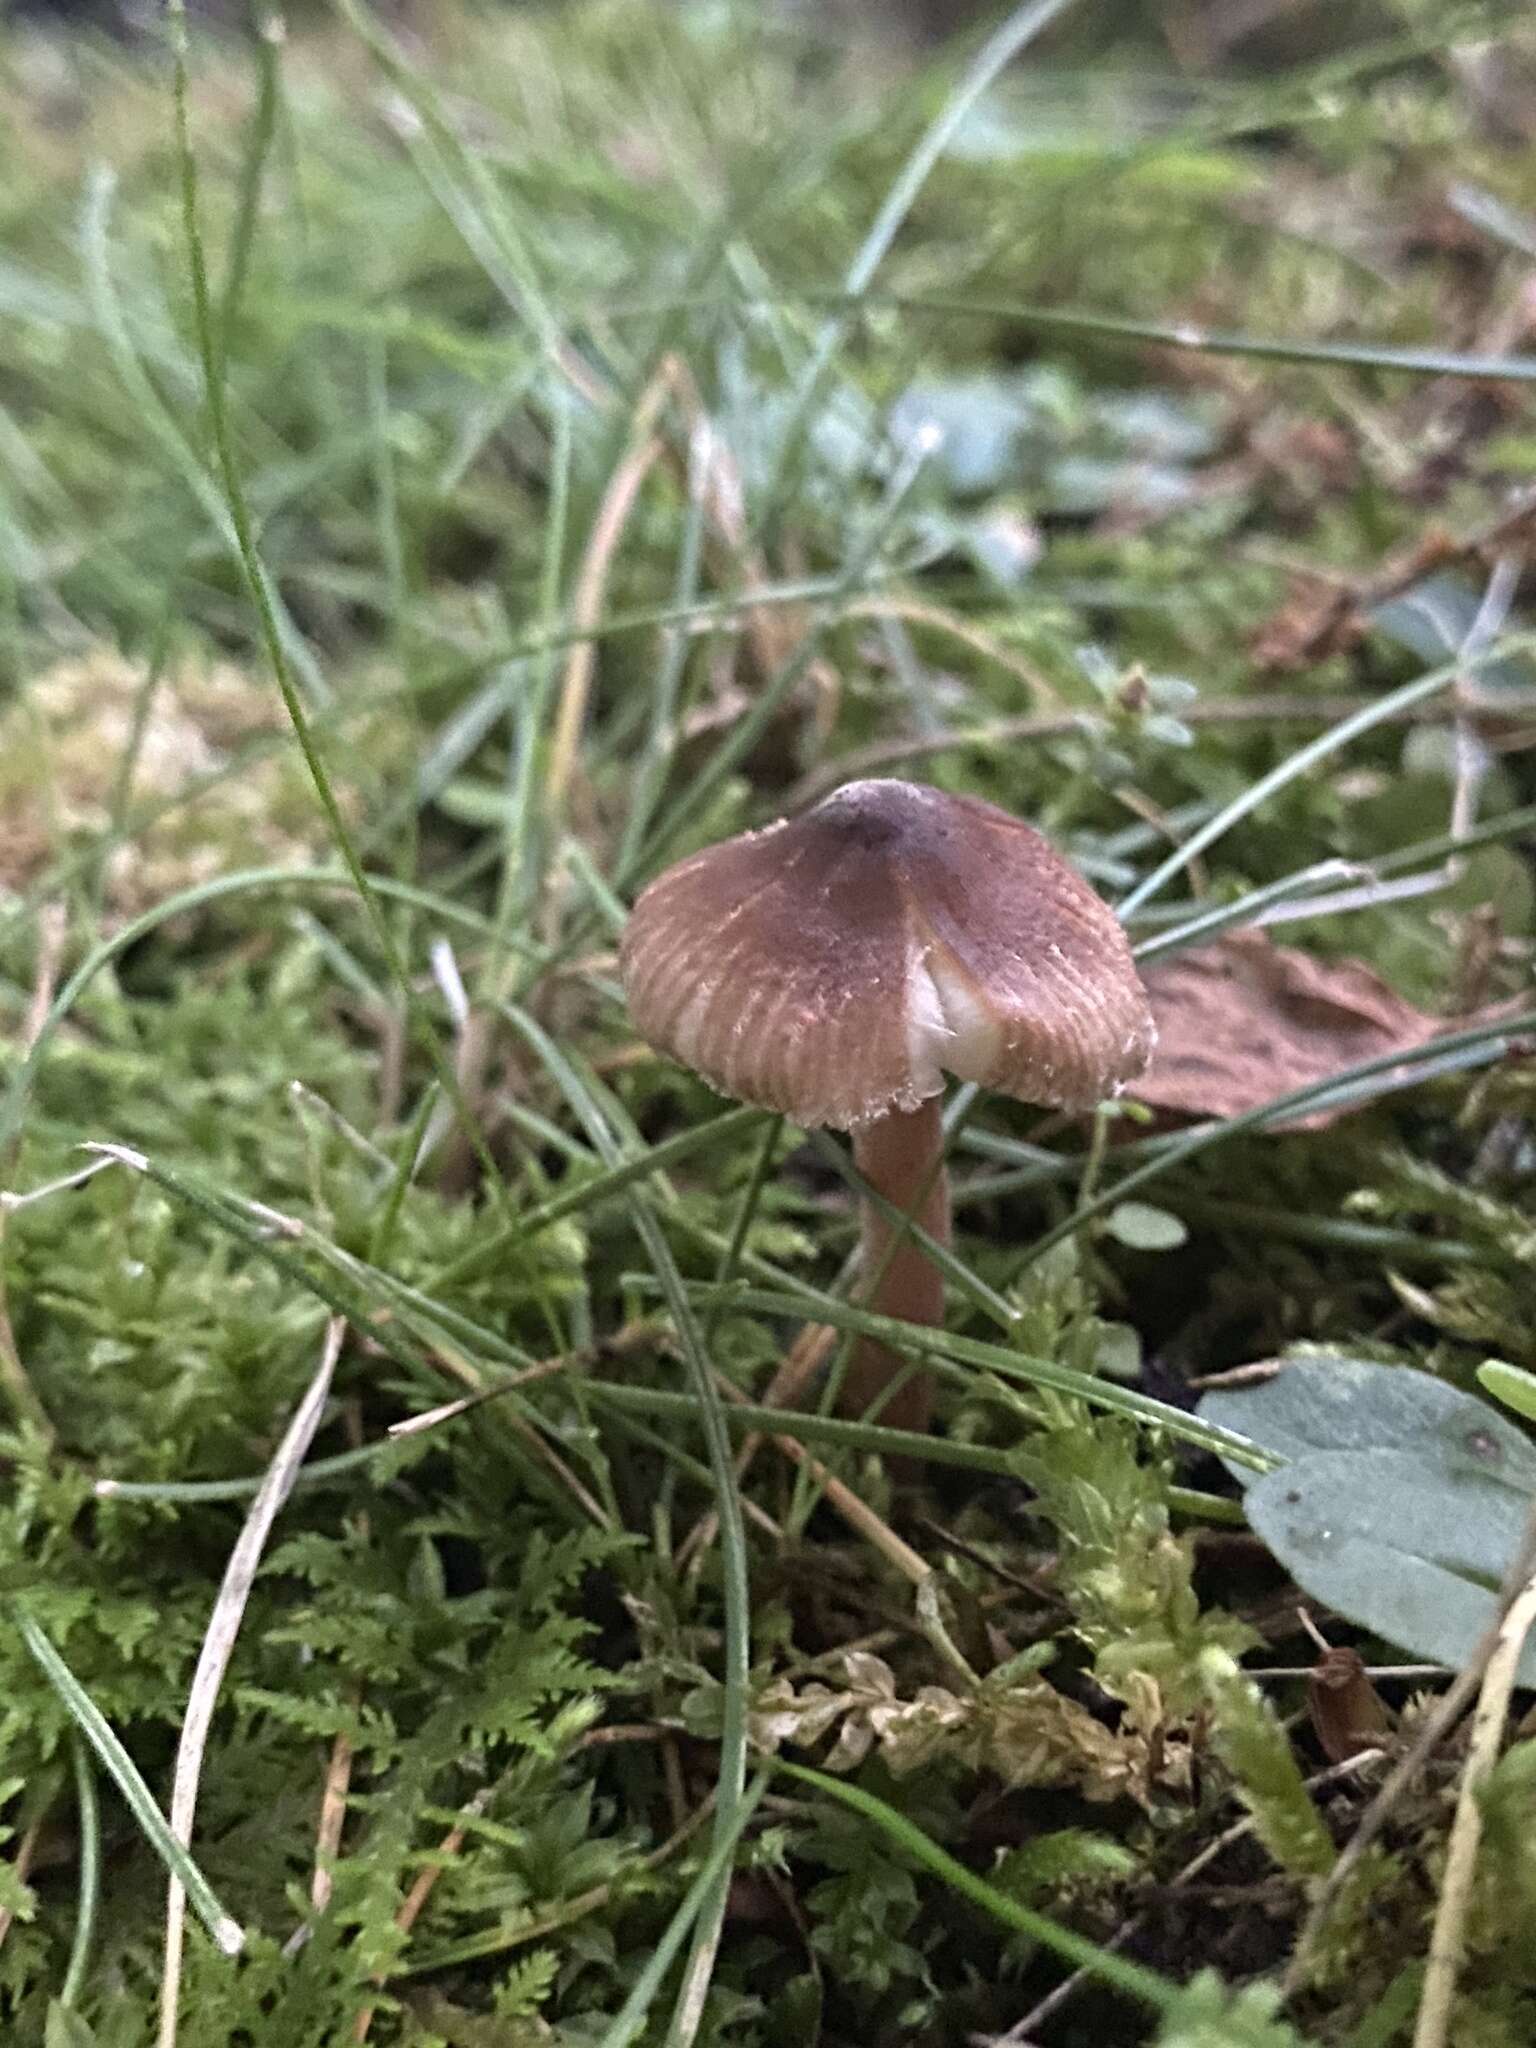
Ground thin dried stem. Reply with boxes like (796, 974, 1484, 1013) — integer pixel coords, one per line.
(1284, 1501, 1536, 1999)
(1413, 1557, 1536, 2048)
(159, 1319, 344, 2048)
(547, 370, 672, 821)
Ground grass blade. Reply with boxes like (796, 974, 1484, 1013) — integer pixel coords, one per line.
(595, 1776, 769, 2048)
(58, 1735, 99, 2011)
(778, 1762, 1175, 2012)
(1118, 638, 1532, 918)
(15, 1612, 244, 1958)
(759, 0, 1081, 523)
(500, 1003, 754, 2033)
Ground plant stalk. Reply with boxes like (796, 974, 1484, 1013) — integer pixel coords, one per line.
(846, 1097, 948, 1436)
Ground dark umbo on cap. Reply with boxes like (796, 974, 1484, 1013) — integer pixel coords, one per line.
(621, 778, 1155, 1130)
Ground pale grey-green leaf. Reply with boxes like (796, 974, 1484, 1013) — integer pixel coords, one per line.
(1200, 1354, 1536, 1490)
(1105, 1201, 1188, 1252)
(1243, 1449, 1536, 1686)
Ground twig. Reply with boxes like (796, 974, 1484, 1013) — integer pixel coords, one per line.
(1412, 1552, 1536, 2048)
(1283, 1500, 1536, 1999)
(158, 1318, 344, 2048)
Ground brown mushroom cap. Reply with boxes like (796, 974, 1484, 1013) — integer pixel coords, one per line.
(620, 778, 1155, 1130)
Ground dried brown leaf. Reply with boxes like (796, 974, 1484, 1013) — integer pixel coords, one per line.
(1133, 929, 1515, 1129)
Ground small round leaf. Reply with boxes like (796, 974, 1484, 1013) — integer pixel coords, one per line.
(1105, 1201, 1188, 1251)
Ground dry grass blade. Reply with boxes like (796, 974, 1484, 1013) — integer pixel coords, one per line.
(547, 368, 672, 822)
(1284, 1501, 1536, 2001)
(158, 1317, 345, 2048)
(1412, 1553, 1536, 2048)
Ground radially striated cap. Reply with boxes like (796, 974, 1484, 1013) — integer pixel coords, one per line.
(620, 777, 1155, 1130)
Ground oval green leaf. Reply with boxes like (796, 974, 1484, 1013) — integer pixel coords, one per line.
(1200, 1353, 1536, 1490)
(1105, 1201, 1188, 1252)
(1242, 1448, 1536, 1687)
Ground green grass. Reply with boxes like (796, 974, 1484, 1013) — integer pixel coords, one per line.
(2, 2, 1536, 2043)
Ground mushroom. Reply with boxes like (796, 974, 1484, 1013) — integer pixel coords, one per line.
(619, 778, 1155, 1437)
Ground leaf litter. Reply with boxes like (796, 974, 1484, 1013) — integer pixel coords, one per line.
(1134, 928, 1529, 1127)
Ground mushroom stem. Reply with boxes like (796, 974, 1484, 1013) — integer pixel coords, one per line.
(845, 1096, 949, 1437)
